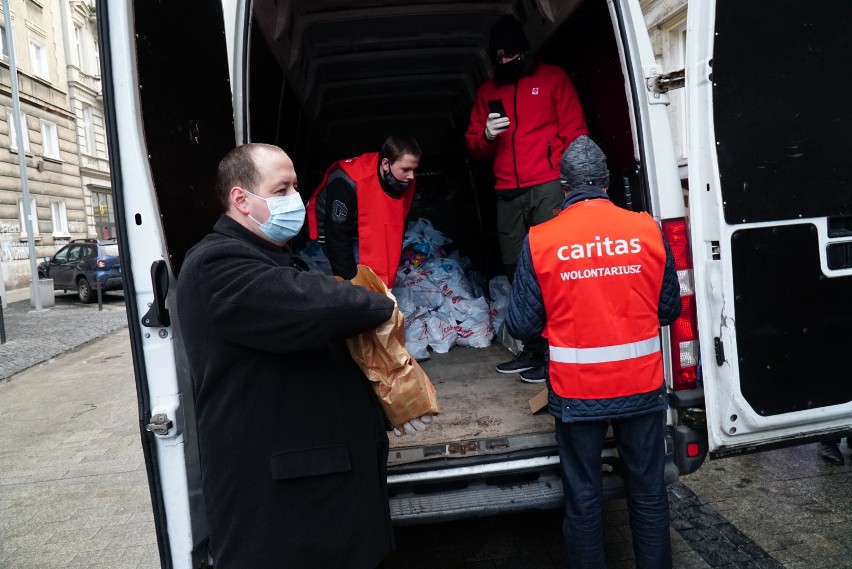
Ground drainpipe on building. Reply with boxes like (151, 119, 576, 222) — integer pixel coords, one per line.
(2, 0, 42, 311)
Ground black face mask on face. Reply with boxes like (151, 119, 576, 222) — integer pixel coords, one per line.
(383, 165, 410, 193)
(495, 54, 526, 83)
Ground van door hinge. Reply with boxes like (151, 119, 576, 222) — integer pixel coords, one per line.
(146, 413, 174, 436)
(648, 69, 685, 94)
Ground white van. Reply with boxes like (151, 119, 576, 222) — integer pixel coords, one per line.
(100, 0, 852, 566)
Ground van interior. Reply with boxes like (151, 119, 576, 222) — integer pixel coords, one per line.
(130, 0, 648, 487)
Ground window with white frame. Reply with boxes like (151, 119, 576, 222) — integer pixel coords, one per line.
(74, 26, 84, 69)
(8, 111, 31, 153)
(0, 26, 8, 61)
(29, 40, 48, 80)
(93, 40, 100, 75)
(18, 198, 39, 237)
(41, 121, 60, 159)
(80, 105, 95, 155)
(50, 200, 69, 236)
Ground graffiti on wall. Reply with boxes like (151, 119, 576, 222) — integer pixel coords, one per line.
(68, 221, 87, 233)
(0, 232, 12, 263)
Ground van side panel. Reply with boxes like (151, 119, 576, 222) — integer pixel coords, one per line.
(688, 0, 852, 455)
(732, 224, 852, 415)
(713, 0, 852, 224)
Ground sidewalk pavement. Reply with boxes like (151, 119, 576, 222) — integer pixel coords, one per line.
(0, 290, 160, 569)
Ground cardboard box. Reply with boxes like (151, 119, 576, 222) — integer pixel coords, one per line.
(528, 388, 548, 413)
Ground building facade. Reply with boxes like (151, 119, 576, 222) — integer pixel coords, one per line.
(641, 0, 689, 178)
(0, 0, 110, 298)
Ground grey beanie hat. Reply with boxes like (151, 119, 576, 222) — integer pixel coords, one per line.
(560, 135, 610, 190)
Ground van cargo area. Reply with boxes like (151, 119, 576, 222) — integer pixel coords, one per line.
(129, 0, 677, 523)
(242, 0, 647, 473)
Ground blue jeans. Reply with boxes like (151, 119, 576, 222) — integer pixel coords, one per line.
(555, 411, 671, 569)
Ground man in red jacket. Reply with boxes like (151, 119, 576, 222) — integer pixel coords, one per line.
(306, 134, 421, 287)
(466, 14, 588, 381)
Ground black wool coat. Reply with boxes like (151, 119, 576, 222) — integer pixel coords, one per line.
(176, 215, 396, 569)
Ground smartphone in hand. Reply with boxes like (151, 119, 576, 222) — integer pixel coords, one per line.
(488, 99, 506, 117)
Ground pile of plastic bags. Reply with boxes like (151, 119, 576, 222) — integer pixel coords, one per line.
(298, 217, 510, 360)
(392, 218, 509, 360)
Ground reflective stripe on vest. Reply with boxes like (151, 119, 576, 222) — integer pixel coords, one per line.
(550, 336, 660, 365)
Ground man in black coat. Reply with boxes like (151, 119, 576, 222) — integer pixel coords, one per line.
(177, 143, 398, 568)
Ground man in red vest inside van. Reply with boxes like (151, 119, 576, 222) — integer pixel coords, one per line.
(506, 136, 681, 568)
(306, 134, 421, 287)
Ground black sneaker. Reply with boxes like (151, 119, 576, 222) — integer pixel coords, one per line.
(519, 365, 547, 383)
(496, 350, 541, 374)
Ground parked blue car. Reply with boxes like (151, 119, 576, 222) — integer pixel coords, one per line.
(38, 239, 123, 303)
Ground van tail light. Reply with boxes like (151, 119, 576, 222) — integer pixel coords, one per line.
(96, 258, 107, 269)
(662, 218, 699, 391)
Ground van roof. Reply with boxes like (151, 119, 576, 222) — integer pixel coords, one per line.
(250, 0, 584, 157)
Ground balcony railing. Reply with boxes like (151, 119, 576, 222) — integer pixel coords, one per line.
(67, 66, 101, 95)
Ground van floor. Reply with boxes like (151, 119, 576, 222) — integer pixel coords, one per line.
(389, 343, 555, 448)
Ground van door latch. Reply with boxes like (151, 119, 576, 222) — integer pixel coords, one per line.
(714, 337, 725, 366)
(146, 413, 174, 436)
(648, 69, 685, 94)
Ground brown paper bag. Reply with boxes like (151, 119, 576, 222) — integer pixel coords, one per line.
(345, 265, 440, 428)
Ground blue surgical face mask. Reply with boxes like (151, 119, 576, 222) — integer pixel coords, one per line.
(246, 190, 305, 245)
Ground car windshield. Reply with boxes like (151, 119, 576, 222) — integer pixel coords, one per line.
(100, 244, 120, 256)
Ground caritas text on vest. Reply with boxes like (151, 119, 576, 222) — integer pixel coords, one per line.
(556, 236, 641, 261)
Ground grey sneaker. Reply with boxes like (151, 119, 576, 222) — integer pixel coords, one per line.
(495, 350, 541, 374)
(519, 365, 547, 383)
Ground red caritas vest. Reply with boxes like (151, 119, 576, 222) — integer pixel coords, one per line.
(306, 152, 415, 287)
(528, 199, 667, 399)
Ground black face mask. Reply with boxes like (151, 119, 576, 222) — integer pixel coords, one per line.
(383, 167, 410, 193)
(495, 54, 526, 83)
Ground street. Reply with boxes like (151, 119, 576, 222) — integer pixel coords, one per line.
(1, 295, 851, 568)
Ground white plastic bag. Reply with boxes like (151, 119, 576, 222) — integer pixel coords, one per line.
(455, 297, 494, 348)
(488, 275, 511, 333)
(404, 314, 430, 361)
(397, 269, 444, 309)
(426, 312, 458, 353)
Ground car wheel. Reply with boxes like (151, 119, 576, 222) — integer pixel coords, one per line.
(77, 277, 93, 304)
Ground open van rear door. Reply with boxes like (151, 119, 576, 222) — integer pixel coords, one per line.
(101, 0, 237, 566)
(686, 0, 852, 457)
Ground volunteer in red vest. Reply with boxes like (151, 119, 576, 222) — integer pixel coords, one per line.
(465, 14, 588, 381)
(506, 136, 681, 568)
(306, 134, 421, 287)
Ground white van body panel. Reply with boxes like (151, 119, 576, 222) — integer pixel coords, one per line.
(686, 0, 852, 454)
(222, 0, 248, 143)
(102, 2, 196, 566)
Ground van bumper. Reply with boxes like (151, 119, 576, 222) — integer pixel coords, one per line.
(389, 437, 678, 525)
(669, 387, 709, 475)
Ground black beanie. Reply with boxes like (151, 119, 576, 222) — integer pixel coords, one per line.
(488, 15, 530, 57)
